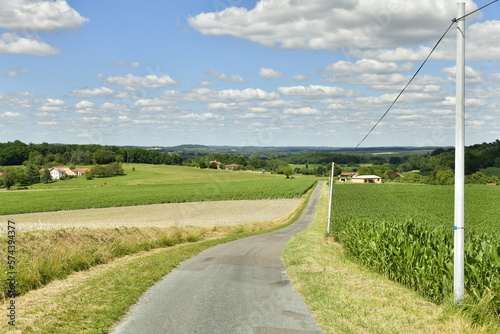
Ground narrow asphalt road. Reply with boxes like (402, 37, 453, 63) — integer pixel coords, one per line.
(112, 181, 325, 334)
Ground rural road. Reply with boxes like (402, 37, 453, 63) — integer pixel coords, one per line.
(112, 181, 325, 334)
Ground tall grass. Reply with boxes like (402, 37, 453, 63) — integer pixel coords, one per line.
(0, 226, 211, 299)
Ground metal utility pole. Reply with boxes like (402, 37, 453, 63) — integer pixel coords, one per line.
(327, 162, 334, 235)
(454, 1, 466, 304)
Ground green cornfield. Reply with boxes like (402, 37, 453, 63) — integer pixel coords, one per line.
(330, 183, 499, 317)
(0, 178, 316, 215)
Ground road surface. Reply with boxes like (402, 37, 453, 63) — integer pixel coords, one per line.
(112, 181, 324, 334)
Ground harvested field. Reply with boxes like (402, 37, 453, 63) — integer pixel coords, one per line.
(0, 198, 301, 232)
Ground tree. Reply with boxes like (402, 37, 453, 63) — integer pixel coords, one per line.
(3, 167, 16, 190)
(281, 166, 294, 178)
(25, 164, 40, 184)
(41, 168, 52, 184)
(107, 162, 124, 175)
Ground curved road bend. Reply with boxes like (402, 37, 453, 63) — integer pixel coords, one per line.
(112, 181, 325, 334)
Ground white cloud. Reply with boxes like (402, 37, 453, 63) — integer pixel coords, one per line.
(0, 32, 59, 56)
(259, 68, 284, 79)
(292, 75, 308, 82)
(35, 112, 56, 117)
(37, 121, 58, 125)
(131, 62, 141, 67)
(0, 1, 87, 56)
(0, 111, 25, 118)
(278, 85, 361, 98)
(74, 100, 95, 109)
(284, 107, 326, 115)
(67, 87, 116, 98)
(189, 0, 471, 51)
(0, 0, 88, 32)
(325, 59, 413, 74)
(42, 98, 66, 106)
(104, 74, 178, 91)
(133, 98, 174, 107)
(441, 65, 485, 84)
(207, 70, 245, 83)
(180, 88, 279, 102)
(180, 113, 224, 121)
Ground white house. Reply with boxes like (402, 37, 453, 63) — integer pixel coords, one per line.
(50, 166, 76, 180)
(351, 175, 382, 183)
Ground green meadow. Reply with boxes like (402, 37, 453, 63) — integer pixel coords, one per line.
(0, 165, 316, 215)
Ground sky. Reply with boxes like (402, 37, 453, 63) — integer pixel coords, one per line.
(0, 0, 499, 148)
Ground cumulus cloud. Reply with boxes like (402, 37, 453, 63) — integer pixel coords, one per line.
(259, 68, 284, 79)
(74, 100, 94, 109)
(189, 0, 472, 51)
(207, 70, 245, 83)
(0, 32, 59, 55)
(67, 87, 116, 98)
(104, 74, 179, 91)
(278, 85, 361, 98)
(0, 0, 88, 32)
(0, 0, 88, 56)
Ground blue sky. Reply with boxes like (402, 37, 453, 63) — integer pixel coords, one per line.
(0, 0, 499, 148)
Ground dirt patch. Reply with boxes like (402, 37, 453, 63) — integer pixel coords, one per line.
(0, 199, 301, 232)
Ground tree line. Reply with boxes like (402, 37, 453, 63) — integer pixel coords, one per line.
(0, 140, 182, 166)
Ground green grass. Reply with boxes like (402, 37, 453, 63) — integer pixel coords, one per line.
(0, 178, 316, 215)
(284, 185, 498, 333)
(27, 164, 285, 189)
(480, 167, 500, 177)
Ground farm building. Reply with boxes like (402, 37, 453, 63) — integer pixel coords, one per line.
(339, 172, 356, 182)
(351, 175, 382, 183)
(50, 166, 76, 180)
(226, 164, 239, 170)
(72, 168, 92, 176)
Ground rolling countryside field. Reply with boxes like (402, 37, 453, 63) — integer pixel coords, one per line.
(0, 164, 317, 306)
(0, 164, 316, 215)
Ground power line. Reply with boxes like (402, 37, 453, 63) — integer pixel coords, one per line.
(353, 22, 454, 150)
(455, 0, 498, 22)
(351, 0, 498, 151)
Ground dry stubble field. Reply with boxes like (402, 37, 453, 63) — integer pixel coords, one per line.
(0, 198, 301, 232)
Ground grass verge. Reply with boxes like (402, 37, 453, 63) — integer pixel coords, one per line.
(0, 182, 316, 333)
(283, 185, 499, 334)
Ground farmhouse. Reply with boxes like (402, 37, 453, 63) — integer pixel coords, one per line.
(339, 172, 356, 182)
(226, 164, 239, 170)
(50, 166, 76, 180)
(351, 175, 382, 183)
(72, 168, 91, 176)
(209, 161, 222, 169)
